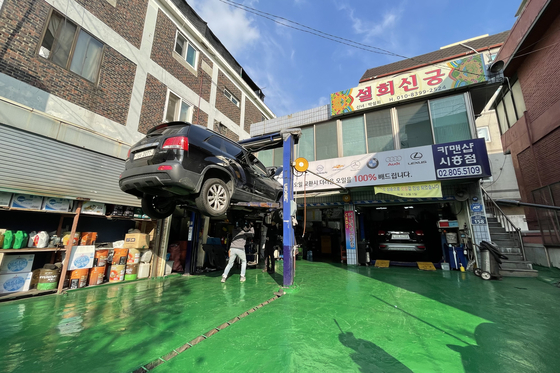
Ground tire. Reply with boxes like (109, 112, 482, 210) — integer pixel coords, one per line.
(474, 268, 483, 277)
(195, 178, 230, 217)
(141, 195, 176, 219)
(480, 271, 492, 280)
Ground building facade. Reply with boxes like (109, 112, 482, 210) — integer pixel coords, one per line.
(492, 0, 560, 267)
(253, 33, 512, 266)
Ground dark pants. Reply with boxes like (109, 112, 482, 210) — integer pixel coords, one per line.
(265, 244, 275, 272)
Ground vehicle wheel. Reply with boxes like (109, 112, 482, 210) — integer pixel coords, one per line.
(195, 178, 230, 217)
(473, 268, 483, 277)
(141, 195, 176, 219)
(480, 271, 492, 280)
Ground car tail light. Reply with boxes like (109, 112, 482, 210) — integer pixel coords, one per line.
(378, 230, 385, 235)
(415, 230, 424, 236)
(162, 136, 189, 151)
(379, 244, 387, 248)
(158, 165, 173, 171)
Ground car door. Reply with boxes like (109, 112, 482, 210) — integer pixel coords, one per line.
(246, 153, 277, 201)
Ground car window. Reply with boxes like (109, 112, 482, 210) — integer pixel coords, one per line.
(206, 136, 227, 153)
(224, 141, 243, 158)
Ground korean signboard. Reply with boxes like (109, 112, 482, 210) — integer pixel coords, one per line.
(291, 138, 490, 193)
(344, 210, 356, 251)
(374, 182, 442, 198)
(331, 54, 487, 116)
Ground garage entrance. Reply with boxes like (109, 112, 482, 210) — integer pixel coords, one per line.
(359, 203, 444, 264)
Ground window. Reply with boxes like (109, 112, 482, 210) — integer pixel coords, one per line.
(174, 32, 197, 68)
(39, 11, 104, 82)
(298, 126, 315, 162)
(165, 92, 192, 122)
(477, 127, 491, 142)
(397, 102, 433, 148)
(511, 80, 526, 118)
(273, 147, 283, 167)
(256, 149, 273, 167)
(366, 109, 394, 153)
(341, 116, 366, 156)
(503, 93, 517, 127)
(496, 101, 509, 134)
(224, 88, 240, 107)
(429, 95, 471, 143)
(315, 121, 338, 160)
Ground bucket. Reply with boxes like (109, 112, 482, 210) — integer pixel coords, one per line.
(68, 268, 89, 289)
(88, 266, 105, 286)
(112, 248, 129, 266)
(94, 249, 109, 267)
(109, 265, 126, 282)
(125, 263, 139, 281)
(127, 248, 140, 264)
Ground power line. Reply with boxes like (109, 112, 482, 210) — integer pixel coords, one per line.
(217, 0, 489, 78)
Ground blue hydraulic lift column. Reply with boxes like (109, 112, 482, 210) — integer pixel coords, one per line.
(282, 132, 295, 287)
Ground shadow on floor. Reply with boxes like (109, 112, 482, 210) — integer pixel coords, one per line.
(338, 329, 413, 373)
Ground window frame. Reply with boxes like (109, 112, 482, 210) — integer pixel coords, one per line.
(224, 88, 240, 107)
(37, 9, 104, 84)
(164, 90, 192, 123)
(173, 31, 198, 70)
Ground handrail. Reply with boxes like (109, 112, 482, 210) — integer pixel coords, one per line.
(481, 187, 526, 261)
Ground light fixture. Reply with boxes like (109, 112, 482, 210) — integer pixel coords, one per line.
(489, 60, 505, 74)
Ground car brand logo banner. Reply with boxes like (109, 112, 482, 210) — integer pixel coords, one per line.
(290, 138, 491, 193)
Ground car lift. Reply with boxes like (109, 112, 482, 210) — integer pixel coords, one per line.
(238, 129, 301, 287)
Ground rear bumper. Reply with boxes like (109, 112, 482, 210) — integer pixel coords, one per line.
(119, 163, 201, 196)
(379, 242, 426, 252)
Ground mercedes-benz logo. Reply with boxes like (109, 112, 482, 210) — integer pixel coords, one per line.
(316, 165, 324, 172)
(351, 160, 360, 170)
(367, 157, 379, 169)
(410, 152, 423, 160)
(385, 156, 402, 162)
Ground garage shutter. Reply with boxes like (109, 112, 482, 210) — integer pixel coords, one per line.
(0, 125, 139, 206)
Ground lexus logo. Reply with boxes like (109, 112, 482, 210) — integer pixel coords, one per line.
(410, 152, 423, 160)
(385, 156, 402, 162)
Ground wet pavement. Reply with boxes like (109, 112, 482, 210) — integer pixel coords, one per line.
(1, 261, 559, 373)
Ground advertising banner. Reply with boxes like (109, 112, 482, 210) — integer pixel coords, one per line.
(293, 145, 436, 192)
(292, 139, 490, 193)
(331, 54, 487, 116)
(344, 211, 356, 251)
(432, 138, 491, 180)
(374, 181, 442, 198)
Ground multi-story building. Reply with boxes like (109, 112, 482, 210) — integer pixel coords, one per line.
(491, 0, 560, 267)
(0, 0, 273, 278)
(252, 32, 532, 273)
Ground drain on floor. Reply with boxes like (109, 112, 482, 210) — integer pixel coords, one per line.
(131, 292, 284, 372)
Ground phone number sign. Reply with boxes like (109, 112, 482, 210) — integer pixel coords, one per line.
(433, 138, 491, 180)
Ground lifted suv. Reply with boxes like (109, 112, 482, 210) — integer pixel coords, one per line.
(119, 122, 282, 219)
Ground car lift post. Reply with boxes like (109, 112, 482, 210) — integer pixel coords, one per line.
(281, 129, 300, 287)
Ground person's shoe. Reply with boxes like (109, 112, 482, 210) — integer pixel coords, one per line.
(221, 276, 226, 283)
(262, 269, 267, 273)
(240, 276, 246, 283)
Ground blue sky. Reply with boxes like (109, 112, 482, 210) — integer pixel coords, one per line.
(188, 0, 521, 118)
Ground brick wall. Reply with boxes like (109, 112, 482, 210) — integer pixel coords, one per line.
(223, 128, 239, 142)
(517, 148, 539, 229)
(216, 70, 241, 126)
(517, 12, 560, 124)
(151, 9, 212, 102)
(0, 0, 135, 125)
(138, 74, 167, 134)
(533, 126, 560, 186)
(191, 107, 208, 127)
(243, 98, 263, 133)
(74, 0, 147, 49)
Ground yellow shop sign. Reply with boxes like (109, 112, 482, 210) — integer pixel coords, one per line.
(374, 181, 442, 198)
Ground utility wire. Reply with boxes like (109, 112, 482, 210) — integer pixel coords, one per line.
(218, 0, 489, 78)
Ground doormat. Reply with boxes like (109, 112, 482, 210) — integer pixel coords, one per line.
(374, 260, 390, 268)
(417, 262, 436, 271)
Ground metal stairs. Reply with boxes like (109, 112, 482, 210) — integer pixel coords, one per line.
(486, 217, 538, 277)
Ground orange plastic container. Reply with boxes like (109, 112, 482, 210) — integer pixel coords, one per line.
(88, 266, 105, 286)
(112, 248, 129, 266)
(81, 232, 98, 245)
(68, 268, 89, 289)
(94, 249, 109, 267)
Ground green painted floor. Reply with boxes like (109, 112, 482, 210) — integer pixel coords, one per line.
(1, 262, 559, 373)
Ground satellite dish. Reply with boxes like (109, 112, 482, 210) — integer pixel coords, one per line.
(489, 60, 504, 74)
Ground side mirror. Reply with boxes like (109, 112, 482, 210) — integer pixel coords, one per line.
(267, 167, 277, 177)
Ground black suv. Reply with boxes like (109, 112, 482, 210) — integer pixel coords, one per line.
(119, 122, 282, 219)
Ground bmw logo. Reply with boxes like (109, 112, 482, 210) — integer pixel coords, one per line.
(367, 157, 379, 169)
